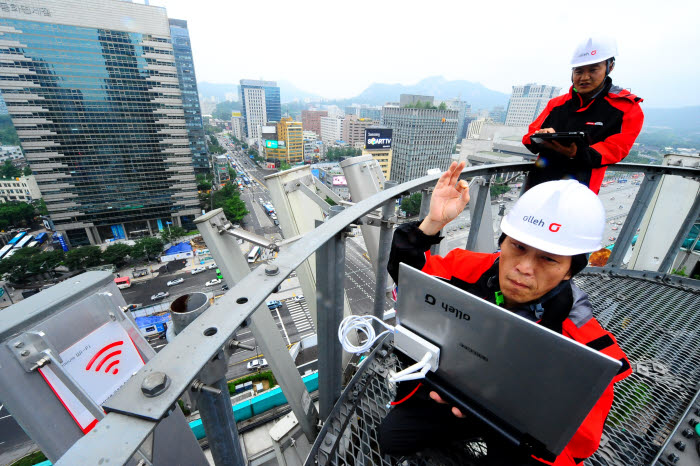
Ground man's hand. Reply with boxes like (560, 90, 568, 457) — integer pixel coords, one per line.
(419, 161, 470, 236)
(533, 128, 577, 159)
(429, 391, 465, 418)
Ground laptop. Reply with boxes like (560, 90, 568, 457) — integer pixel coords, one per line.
(395, 263, 621, 458)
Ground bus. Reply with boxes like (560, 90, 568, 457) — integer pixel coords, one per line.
(34, 232, 48, 244)
(263, 205, 274, 216)
(247, 246, 261, 263)
(14, 235, 34, 249)
(8, 232, 26, 246)
(114, 277, 131, 289)
(0, 244, 13, 260)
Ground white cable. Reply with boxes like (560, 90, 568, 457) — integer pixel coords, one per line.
(389, 352, 432, 383)
(337, 315, 395, 354)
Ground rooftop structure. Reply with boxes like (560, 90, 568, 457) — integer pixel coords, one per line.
(505, 83, 561, 127)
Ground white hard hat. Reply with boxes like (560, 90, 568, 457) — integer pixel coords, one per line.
(571, 36, 617, 67)
(500, 180, 604, 256)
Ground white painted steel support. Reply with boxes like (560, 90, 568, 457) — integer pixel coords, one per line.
(465, 177, 495, 253)
(195, 209, 320, 442)
(373, 181, 398, 332)
(316, 206, 346, 418)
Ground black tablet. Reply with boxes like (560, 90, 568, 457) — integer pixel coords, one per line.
(530, 131, 588, 146)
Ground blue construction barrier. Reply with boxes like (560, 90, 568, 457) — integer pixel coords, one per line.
(33, 372, 319, 465)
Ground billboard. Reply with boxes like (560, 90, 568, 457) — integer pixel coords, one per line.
(332, 176, 347, 186)
(365, 128, 392, 149)
(265, 140, 278, 149)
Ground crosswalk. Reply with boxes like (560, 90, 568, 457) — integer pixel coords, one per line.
(285, 299, 315, 338)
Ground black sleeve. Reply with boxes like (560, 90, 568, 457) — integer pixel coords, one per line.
(387, 220, 443, 284)
(573, 144, 604, 168)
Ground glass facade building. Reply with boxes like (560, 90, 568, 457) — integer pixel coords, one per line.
(169, 18, 208, 174)
(0, 0, 200, 246)
(239, 79, 281, 141)
(382, 106, 459, 184)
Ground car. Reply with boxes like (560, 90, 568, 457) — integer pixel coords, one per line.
(259, 197, 264, 204)
(611, 227, 618, 231)
(609, 220, 615, 224)
(290, 294, 304, 302)
(608, 236, 617, 241)
(221, 284, 229, 291)
(610, 197, 615, 200)
(151, 292, 169, 301)
(273, 219, 279, 226)
(167, 278, 184, 287)
(205, 278, 222, 287)
(266, 299, 282, 310)
(191, 266, 206, 275)
(616, 221, 623, 225)
(207, 262, 217, 269)
(124, 303, 141, 311)
(246, 358, 268, 371)
(270, 213, 277, 220)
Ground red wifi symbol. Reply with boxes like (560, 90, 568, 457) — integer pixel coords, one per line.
(85, 341, 123, 375)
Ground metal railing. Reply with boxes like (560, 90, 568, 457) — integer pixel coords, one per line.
(55, 161, 700, 465)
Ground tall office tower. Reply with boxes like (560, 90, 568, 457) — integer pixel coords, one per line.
(437, 98, 469, 144)
(231, 112, 244, 140)
(320, 117, 343, 146)
(489, 105, 507, 124)
(239, 79, 281, 143)
(382, 102, 459, 184)
(504, 83, 561, 127)
(169, 19, 208, 174)
(342, 115, 377, 148)
(359, 106, 381, 121)
(0, 0, 200, 247)
(301, 109, 327, 136)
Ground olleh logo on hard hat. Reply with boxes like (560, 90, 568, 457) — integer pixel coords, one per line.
(523, 216, 561, 233)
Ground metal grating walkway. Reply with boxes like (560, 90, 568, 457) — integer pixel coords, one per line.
(307, 273, 700, 466)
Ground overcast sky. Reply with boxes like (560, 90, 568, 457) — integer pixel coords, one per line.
(152, 0, 698, 108)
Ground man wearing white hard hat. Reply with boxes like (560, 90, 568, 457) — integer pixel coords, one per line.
(522, 37, 644, 194)
(379, 162, 631, 465)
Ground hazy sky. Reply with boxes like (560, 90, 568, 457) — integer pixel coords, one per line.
(152, 0, 699, 108)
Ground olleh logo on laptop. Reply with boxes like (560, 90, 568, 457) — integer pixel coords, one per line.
(425, 294, 470, 321)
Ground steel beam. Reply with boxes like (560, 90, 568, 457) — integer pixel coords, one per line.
(297, 181, 332, 214)
(607, 173, 661, 268)
(659, 193, 700, 273)
(373, 181, 398, 331)
(195, 209, 319, 442)
(466, 177, 493, 252)
(316, 206, 346, 418)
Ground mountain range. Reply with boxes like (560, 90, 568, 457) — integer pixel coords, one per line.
(198, 76, 509, 109)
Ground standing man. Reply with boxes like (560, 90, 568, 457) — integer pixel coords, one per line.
(523, 37, 644, 193)
(379, 162, 632, 465)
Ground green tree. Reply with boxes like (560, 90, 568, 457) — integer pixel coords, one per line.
(221, 197, 248, 222)
(228, 167, 237, 181)
(196, 174, 212, 191)
(101, 243, 133, 267)
(36, 198, 48, 216)
(490, 179, 511, 198)
(0, 202, 36, 229)
(0, 160, 21, 178)
(279, 162, 292, 171)
(64, 246, 102, 270)
(438, 102, 447, 110)
(27, 249, 65, 276)
(160, 226, 187, 245)
(400, 192, 423, 217)
(23, 165, 32, 176)
(0, 247, 39, 282)
(131, 237, 164, 261)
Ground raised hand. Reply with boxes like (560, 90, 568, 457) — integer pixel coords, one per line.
(419, 161, 470, 236)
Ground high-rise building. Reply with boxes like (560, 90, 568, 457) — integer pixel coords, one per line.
(359, 107, 381, 121)
(169, 19, 208, 175)
(362, 127, 393, 180)
(301, 110, 327, 136)
(437, 98, 469, 144)
(489, 105, 507, 124)
(264, 117, 303, 165)
(0, 0, 200, 246)
(214, 155, 230, 187)
(239, 79, 281, 143)
(342, 115, 377, 149)
(231, 111, 244, 141)
(399, 94, 434, 107)
(504, 83, 561, 127)
(382, 103, 459, 184)
(320, 117, 343, 146)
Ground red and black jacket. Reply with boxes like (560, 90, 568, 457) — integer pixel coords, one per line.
(522, 77, 644, 194)
(388, 221, 633, 465)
